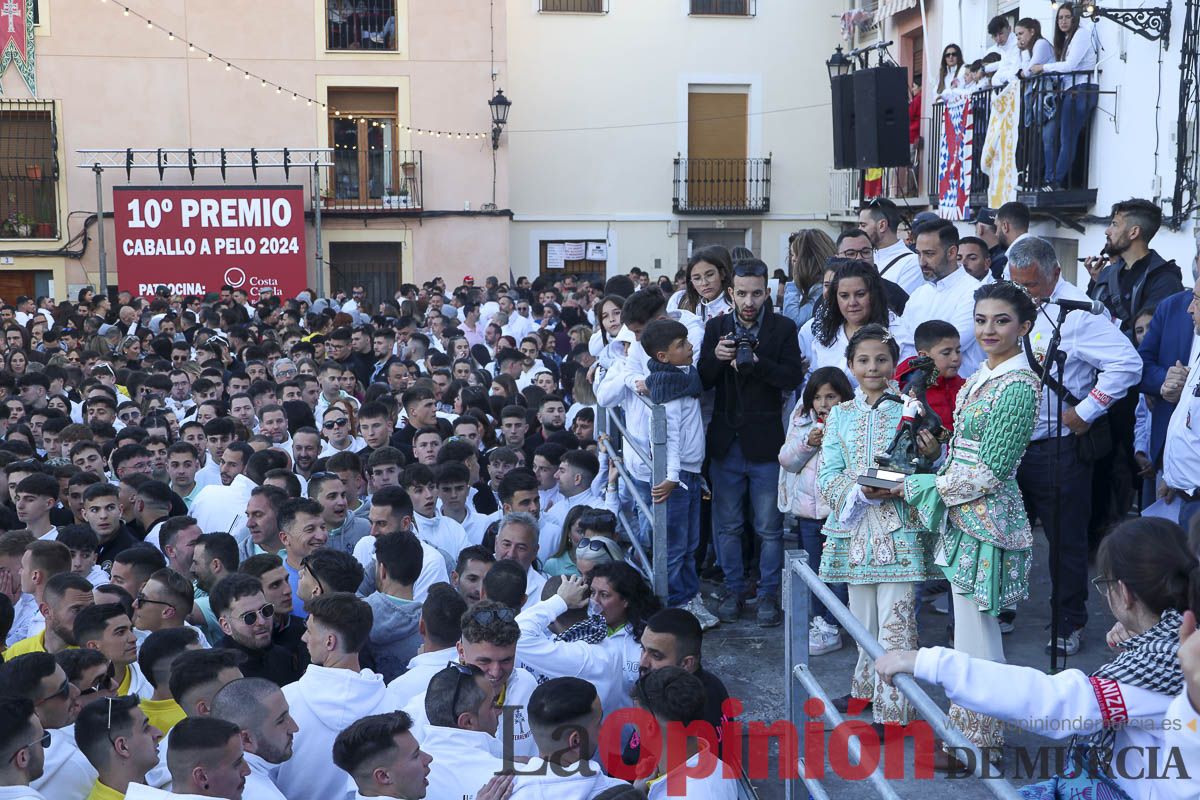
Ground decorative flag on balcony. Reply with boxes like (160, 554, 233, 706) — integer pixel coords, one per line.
(936, 94, 973, 220)
(980, 82, 1020, 208)
(862, 168, 884, 200)
(0, 0, 36, 96)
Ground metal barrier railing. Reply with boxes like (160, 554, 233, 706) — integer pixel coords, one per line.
(782, 549, 1024, 800)
(595, 398, 669, 602)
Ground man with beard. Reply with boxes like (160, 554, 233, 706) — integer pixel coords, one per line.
(241, 486, 288, 561)
(189, 532, 240, 642)
(211, 573, 303, 686)
(856, 197, 923, 294)
(4, 572, 94, 658)
(699, 260, 803, 627)
(210, 678, 299, 800)
(290, 428, 322, 483)
(1087, 198, 1184, 337)
(239, 553, 308, 668)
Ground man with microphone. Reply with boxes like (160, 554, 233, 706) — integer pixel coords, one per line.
(1008, 237, 1141, 657)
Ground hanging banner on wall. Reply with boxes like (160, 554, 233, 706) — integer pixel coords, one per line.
(113, 185, 308, 300)
(0, 0, 37, 96)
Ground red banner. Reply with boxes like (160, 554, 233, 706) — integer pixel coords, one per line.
(113, 186, 308, 301)
(0, 0, 36, 95)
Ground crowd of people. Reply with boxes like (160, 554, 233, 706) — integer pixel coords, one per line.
(0, 187, 1197, 799)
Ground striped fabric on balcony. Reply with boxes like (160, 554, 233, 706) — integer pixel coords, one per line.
(873, 0, 917, 24)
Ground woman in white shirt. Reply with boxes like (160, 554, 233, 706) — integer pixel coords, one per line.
(877, 517, 1195, 798)
(798, 260, 914, 386)
(936, 43, 966, 99)
(1026, 3, 1099, 190)
(666, 246, 733, 323)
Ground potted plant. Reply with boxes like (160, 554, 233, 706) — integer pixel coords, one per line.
(34, 222, 53, 238)
(3, 212, 33, 238)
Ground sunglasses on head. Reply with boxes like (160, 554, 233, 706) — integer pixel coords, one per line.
(466, 607, 516, 626)
(732, 261, 768, 278)
(81, 664, 117, 696)
(235, 603, 275, 626)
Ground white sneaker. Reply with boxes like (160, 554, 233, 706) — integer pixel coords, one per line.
(686, 595, 720, 630)
(809, 616, 843, 656)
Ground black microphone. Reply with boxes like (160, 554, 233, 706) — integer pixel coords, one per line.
(1052, 298, 1105, 315)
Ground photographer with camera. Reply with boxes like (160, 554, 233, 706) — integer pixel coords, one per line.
(699, 259, 805, 627)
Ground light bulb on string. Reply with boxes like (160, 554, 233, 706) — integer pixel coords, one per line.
(168, 32, 175, 41)
(244, 72, 251, 80)
(123, 7, 129, 15)
(225, 62, 231, 71)
(306, 99, 312, 106)
(261, 79, 268, 88)
(147, 19, 153, 29)
(207, 53, 213, 62)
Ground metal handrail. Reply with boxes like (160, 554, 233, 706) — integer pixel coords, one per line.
(595, 402, 669, 601)
(783, 549, 1024, 800)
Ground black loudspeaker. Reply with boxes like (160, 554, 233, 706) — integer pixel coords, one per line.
(853, 66, 911, 169)
(830, 74, 856, 170)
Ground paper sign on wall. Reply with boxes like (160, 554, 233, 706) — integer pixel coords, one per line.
(546, 243, 566, 270)
(564, 242, 587, 260)
(586, 242, 608, 260)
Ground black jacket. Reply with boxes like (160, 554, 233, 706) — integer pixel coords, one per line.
(698, 307, 804, 462)
(217, 636, 306, 687)
(1089, 249, 1184, 336)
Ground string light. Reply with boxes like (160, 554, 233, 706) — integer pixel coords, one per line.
(98, 0, 489, 139)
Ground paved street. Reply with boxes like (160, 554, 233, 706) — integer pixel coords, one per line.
(702, 527, 1114, 799)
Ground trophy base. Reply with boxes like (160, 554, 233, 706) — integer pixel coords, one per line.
(857, 468, 909, 491)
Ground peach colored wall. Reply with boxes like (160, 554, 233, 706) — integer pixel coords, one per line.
(1, 0, 509, 295)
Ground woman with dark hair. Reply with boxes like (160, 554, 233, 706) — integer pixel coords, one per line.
(937, 43, 966, 98)
(588, 561, 663, 690)
(799, 259, 914, 384)
(1027, 2, 1099, 190)
(543, 504, 596, 577)
(879, 517, 1197, 796)
(489, 373, 520, 403)
(668, 246, 733, 321)
(782, 229, 836, 328)
(895, 281, 1041, 758)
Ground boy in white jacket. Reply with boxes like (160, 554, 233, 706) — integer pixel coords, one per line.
(640, 319, 708, 621)
(126, 716, 250, 800)
(275, 594, 389, 800)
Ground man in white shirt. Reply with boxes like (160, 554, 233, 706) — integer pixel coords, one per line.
(210, 678, 299, 800)
(984, 15, 1020, 84)
(857, 198, 924, 294)
(75, 695, 163, 800)
(494, 514, 547, 611)
(1159, 274, 1200, 531)
(435, 462, 491, 547)
(0, 653, 96, 800)
(417, 664, 505, 800)
(384, 585, 467, 710)
(402, 466, 470, 564)
(996, 200, 1031, 278)
(539, 450, 603, 563)
(353, 486, 450, 603)
(0, 698, 49, 799)
(276, 594, 389, 800)
(904, 220, 984, 378)
(331, 711, 434, 800)
(1010, 236, 1141, 656)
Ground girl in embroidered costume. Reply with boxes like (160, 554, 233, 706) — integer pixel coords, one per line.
(877, 517, 1197, 800)
(817, 325, 937, 725)
(896, 281, 1041, 755)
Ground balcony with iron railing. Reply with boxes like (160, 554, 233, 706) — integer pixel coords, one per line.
(1, 100, 60, 240)
(673, 156, 771, 214)
(927, 73, 1099, 211)
(538, 0, 608, 12)
(689, 0, 756, 15)
(326, 0, 398, 51)
(321, 148, 422, 214)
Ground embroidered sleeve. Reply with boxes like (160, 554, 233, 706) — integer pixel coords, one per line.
(932, 380, 1036, 506)
(817, 405, 858, 514)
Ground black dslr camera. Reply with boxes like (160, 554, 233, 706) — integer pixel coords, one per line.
(731, 330, 757, 370)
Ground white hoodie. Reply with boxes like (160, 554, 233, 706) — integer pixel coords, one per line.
(400, 666, 540, 760)
(384, 646, 458, 710)
(275, 665, 389, 800)
(515, 596, 631, 720)
(31, 724, 96, 800)
(509, 758, 629, 800)
(125, 783, 213, 800)
(243, 752, 287, 800)
(421, 725, 506, 800)
(0, 787, 47, 800)
(352, 536, 449, 602)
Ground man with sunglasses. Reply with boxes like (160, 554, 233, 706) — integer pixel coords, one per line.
(131, 569, 209, 649)
(75, 694, 163, 800)
(277, 593, 387, 800)
(418, 663, 505, 800)
(210, 573, 302, 687)
(699, 258, 804, 628)
(56, 650, 117, 710)
(0, 652, 92, 799)
(0, 697, 48, 798)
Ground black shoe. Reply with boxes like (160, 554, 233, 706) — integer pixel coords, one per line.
(756, 597, 782, 627)
(831, 694, 871, 714)
(716, 594, 742, 623)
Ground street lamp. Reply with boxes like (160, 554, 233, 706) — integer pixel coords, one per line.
(826, 45, 854, 82)
(489, 89, 512, 151)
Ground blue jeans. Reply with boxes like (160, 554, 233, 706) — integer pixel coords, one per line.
(1042, 83, 1097, 186)
(796, 517, 847, 622)
(665, 470, 702, 606)
(1180, 498, 1200, 535)
(711, 440, 784, 600)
